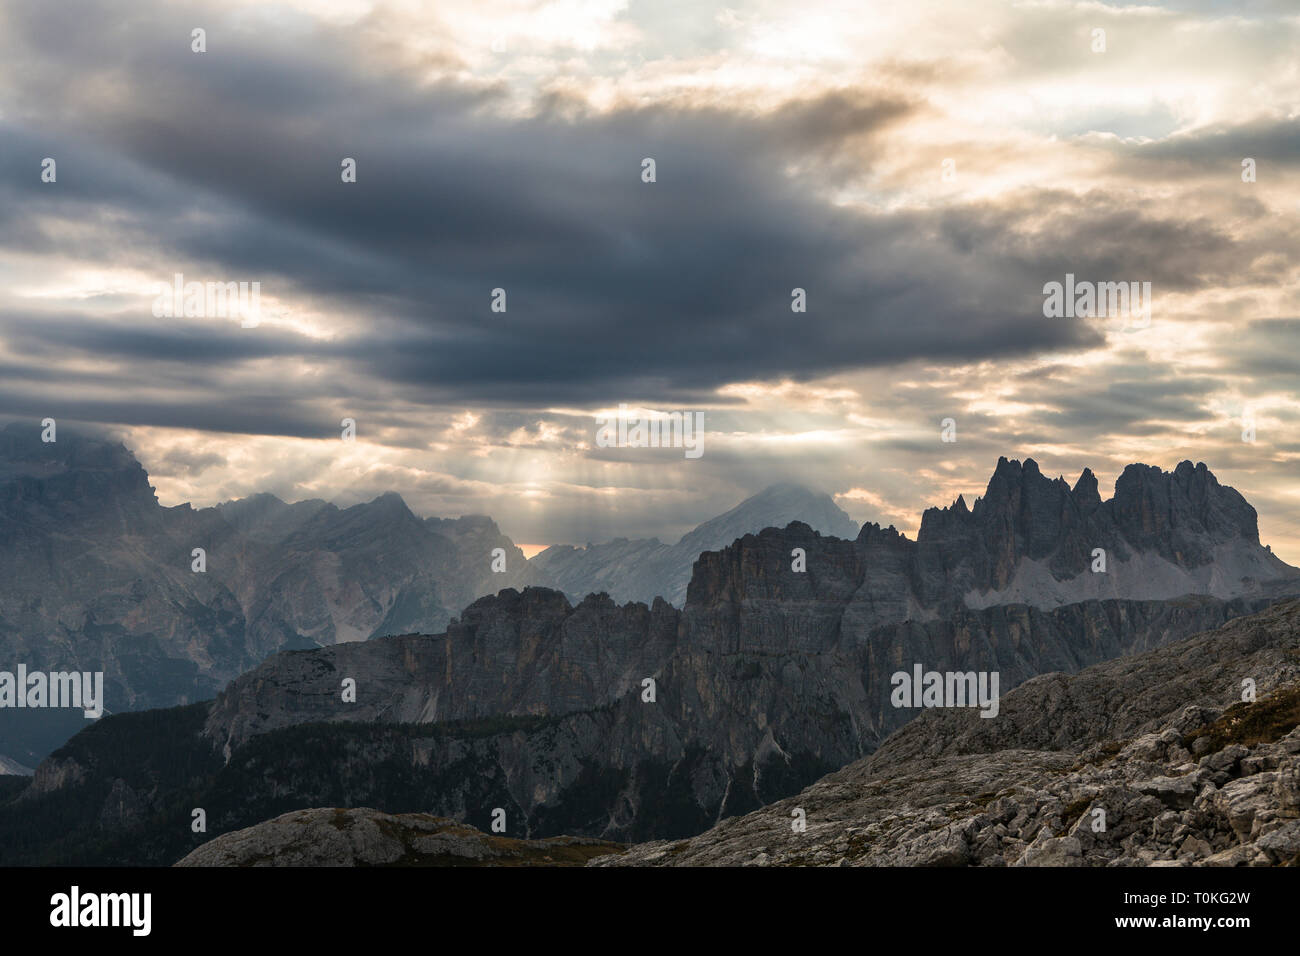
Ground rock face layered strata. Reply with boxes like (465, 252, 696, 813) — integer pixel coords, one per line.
(596, 599, 1300, 866)
(185, 578, 1281, 846)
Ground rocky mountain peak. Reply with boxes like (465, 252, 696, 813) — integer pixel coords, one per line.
(1111, 460, 1260, 560)
(1072, 467, 1101, 512)
(902, 457, 1289, 605)
(0, 432, 548, 768)
(531, 482, 859, 608)
(678, 483, 858, 552)
(0, 423, 160, 532)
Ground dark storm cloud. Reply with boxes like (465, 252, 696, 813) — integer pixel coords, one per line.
(0, 387, 338, 439)
(1099, 118, 1300, 189)
(939, 189, 1291, 293)
(0, 0, 1294, 566)
(0, 0, 1131, 422)
(1029, 375, 1222, 434)
(0, 311, 322, 364)
(1218, 319, 1300, 385)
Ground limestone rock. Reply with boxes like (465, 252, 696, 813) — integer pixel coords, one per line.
(175, 807, 623, 867)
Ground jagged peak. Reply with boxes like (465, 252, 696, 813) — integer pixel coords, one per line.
(1114, 460, 1230, 495)
(856, 521, 912, 547)
(987, 455, 1052, 486)
(1173, 459, 1218, 487)
(455, 585, 574, 623)
(1072, 467, 1101, 510)
(677, 482, 858, 547)
(1116, 461, 1162, 481)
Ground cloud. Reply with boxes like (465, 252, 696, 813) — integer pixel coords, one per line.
(0, 0, 1295, 561)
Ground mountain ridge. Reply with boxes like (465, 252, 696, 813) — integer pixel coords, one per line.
(0, 423, 544, 768)
(529, 482, 859, 607)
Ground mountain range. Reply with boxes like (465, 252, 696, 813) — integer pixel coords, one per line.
(2, 452, 1297, 863)
(0, 424, 864, 769)
(0, 424, 539, 767)
(531, 482, 858, 606)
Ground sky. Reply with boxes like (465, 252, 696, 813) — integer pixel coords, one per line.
(0, 0, 1297, 560)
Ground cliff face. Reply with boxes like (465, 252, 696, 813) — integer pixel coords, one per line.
(195, 521, 1293, 842)
(15, 587, 1291, 862)
(682, 458, 1296, 646)
(190, 457, 1300, 842)
(904, 457, 1294, 611)
(203, 588, 681, 753)
(599, 599, 1300, 867)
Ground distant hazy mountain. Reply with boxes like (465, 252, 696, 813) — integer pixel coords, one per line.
(530, 482, 859, 606)
(0, 423, 542, 768)
(0, 754, 32, 776)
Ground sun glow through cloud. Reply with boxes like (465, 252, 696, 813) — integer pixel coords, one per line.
(0, 0, 1297, 562)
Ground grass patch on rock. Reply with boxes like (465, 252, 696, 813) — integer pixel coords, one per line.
(1186, 684, 1300, 753)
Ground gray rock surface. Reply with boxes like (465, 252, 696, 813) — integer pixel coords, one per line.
(10, 448, 1300, 853)
(175, 807, 623, 866)
(189, 546, 1288, 839)
(890, 457, 1297, 620)
(595, 598, 1300, 865)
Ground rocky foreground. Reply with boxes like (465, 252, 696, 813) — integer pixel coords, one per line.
(596, 598, 1300, 866)
(175, 600, 1300, 867)
(176, 807, 623, 866)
